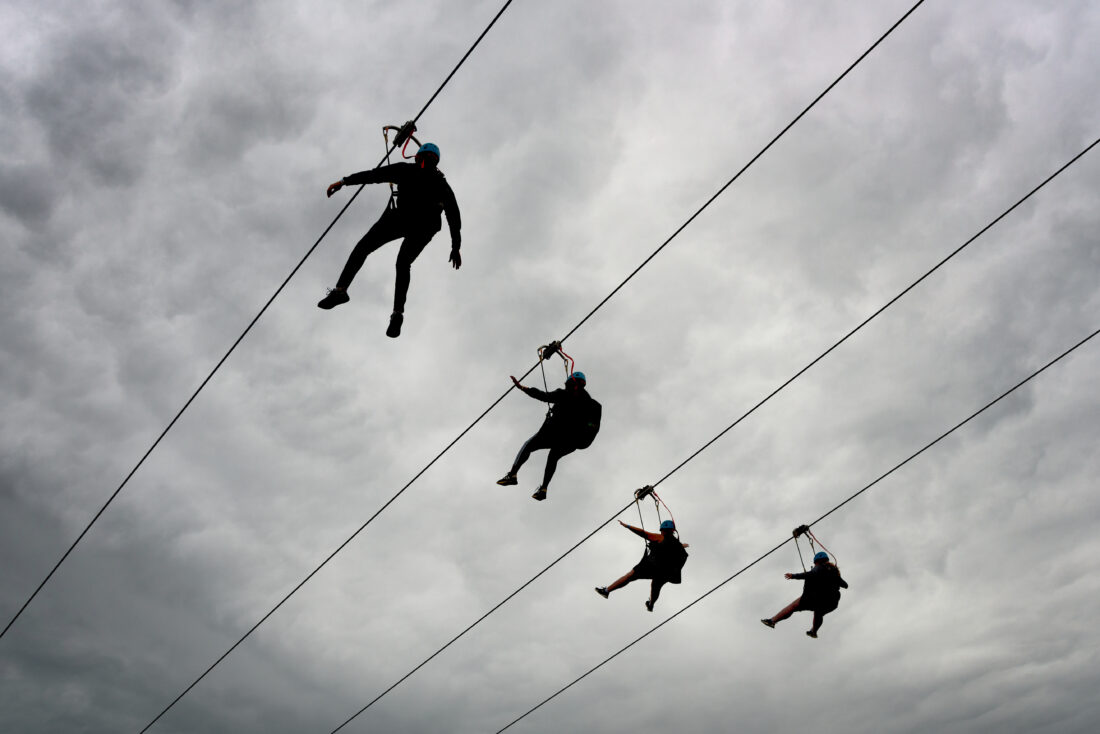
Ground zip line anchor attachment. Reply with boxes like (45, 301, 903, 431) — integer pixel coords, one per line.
(392, 120, 417, 148)
(635, 485, 655, 502)
(539, 340, 562, 361)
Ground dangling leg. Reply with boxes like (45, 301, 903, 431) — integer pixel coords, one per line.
(608, 570, 636, 592)
(499, 428, 551, 487)
(538, 443, 577, 493)
(807, 610, 825, 638)
(762, 597, 802, 628)
(646, 578, 668, 611)
(596, 569, 636, 599)
(386, 230, 434, 337)
(337, 211, 403, 290)
(511, 431, 548, 475)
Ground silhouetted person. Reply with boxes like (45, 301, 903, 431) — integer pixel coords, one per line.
(496, 371, 600, 501)
(761, 551, 848, 638)
(596, 519, 688, 611)
(318, 142, 461, 338)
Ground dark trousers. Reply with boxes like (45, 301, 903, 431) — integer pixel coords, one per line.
(510, 424, 577, 488)
(336, 207, 438, 313)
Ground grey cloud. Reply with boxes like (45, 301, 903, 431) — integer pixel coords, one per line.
(3, 1, 1100, 733)
(0, 163, 56, 228)
(21, 12, 180, 188)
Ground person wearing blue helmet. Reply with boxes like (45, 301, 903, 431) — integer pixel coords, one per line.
(318, 142, 461, 338)
(595, 518, 688, 611)
(761, 550, 848, 638)
(496, 371, 601, 501)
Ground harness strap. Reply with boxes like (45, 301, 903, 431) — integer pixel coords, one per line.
(806, 529, 838, 567)
(652, 490, 676, 530)
(537, 347, 552, 418)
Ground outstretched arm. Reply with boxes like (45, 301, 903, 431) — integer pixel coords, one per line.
(618, 521, 662, 542)
(509, 376, 556, 402)
(327, 163, 405, 197)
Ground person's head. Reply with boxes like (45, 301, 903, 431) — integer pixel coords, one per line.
(415, 143, 440, 169)
(813, 551, 829, 565)
(660, 519, 676, 535)
(565, 371, 586, 390)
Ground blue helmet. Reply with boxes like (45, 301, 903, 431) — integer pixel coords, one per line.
(813, 551, 829, 563)
(416, 143, 440, 161)
(568, 371, 586, 385)
(660, 519, 676, 531)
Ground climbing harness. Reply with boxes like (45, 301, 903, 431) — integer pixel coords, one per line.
(536, 340, 575, 419)
(792, 524, 838, 572)
(633, 485, 678, 538)
(631, 485, 687, 579)
(381, 120, 421, 208)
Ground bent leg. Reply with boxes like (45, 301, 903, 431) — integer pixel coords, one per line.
(336, 211, 404, 290)
(510, 428, 554, 475)
(392, 231, 434, 313)
(541, 443, 577, 489)
(770, 597, 802, 624)
(650, 578, 668, 605)
(606, 569, 636, 593)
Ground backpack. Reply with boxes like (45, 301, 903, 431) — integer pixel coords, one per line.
(574, 397, 602, 449)
(647, 535, 689, 583)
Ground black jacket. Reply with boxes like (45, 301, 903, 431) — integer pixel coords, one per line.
(523, 385, 595, 432)
(791, 564, 848, 610)
(647, 534, 688, 583)
(343, 163, 461, 247)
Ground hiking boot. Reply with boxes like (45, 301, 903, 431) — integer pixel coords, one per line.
(761, 618, 775, 629)
(645, 600, 654, 612)
(386, 312, 403, 338)
(806, 630, 818, 639)
(595, 587, 609, 599)
(317, 289, 349, 310)
(496, 473, 518, 486)
(531, 486, 547, 501)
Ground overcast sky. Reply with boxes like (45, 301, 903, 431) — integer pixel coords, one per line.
(2, 1, 1099, 732)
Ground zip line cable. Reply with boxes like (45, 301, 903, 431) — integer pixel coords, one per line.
(558, 0, 928, 344)
(117, 7, 519, 728)
(0, 179, 368, 643)
(2, 1, 518, 645)
(496, 324, 1100, 733)
(137, 2, 929, 728)
(0, 6, 517, 648)
(326, 136, 1098, 732)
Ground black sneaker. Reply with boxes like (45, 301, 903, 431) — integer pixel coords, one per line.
(644, 600, 654, 612)
(386, 312, 403, 338)
(496, 473, 518, 486)
(806, 630, 818, 639)
(761, 618, 775, 629)
(531, 486, 547, 501)
(317, 289, 349, 310)
(595, 587, 609, 599)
